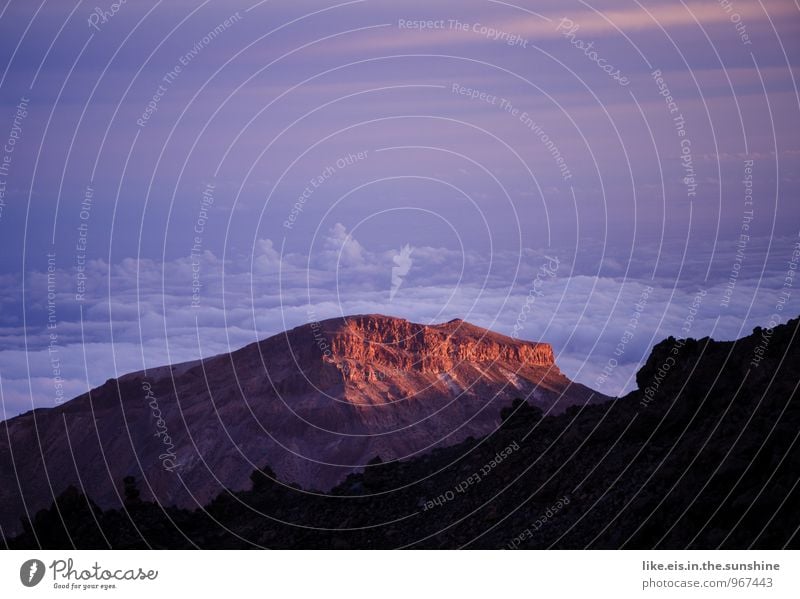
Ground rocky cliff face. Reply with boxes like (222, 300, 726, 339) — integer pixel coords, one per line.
(323, 316, 555, 377)
(0, 315, 604, 536)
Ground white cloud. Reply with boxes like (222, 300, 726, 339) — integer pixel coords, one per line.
(324, 222, 366, 266)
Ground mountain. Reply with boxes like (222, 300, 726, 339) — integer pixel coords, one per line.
(7, 316, 799, 549)
(0, 314, 603, 537)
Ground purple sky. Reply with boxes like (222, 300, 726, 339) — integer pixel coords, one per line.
(1, 0, 799, 418)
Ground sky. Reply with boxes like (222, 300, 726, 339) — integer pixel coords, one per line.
(0, 0, 799, 419)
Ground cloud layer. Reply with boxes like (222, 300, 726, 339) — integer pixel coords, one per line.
(2, 222, 798, 419)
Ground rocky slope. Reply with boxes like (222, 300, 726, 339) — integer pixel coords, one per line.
(0, 315, 602, 537)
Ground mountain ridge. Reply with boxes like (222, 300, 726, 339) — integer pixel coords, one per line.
(0, 314, 603, 537)
(8, 316, 799, 549)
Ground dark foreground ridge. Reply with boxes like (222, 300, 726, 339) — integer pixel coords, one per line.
(7, 318, 800, 549)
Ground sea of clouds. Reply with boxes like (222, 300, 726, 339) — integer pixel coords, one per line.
(1, 224, 797, 420)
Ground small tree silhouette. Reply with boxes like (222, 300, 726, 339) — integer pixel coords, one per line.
(123, 476, 141, 505)
(500, 397, 543, 426)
